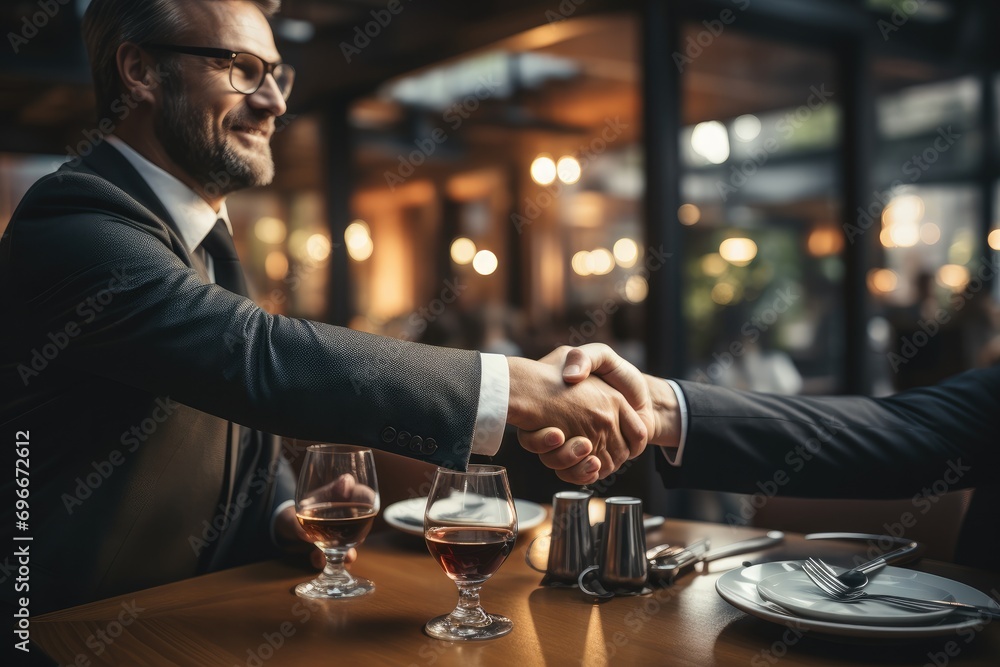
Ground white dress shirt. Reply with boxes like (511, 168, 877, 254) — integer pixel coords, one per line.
(661, 379, 688, 466)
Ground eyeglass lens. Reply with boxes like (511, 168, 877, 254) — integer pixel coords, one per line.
(231, 52, 294, 99)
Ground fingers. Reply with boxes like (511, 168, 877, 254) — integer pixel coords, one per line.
(561, 347, 595, 384)
(345, 547, 358, 564)
(618, 403, 648, 459)
(517, 426, 565, 454)
(310, 548, 325, 569)
(554, 443, 601, 485)
(538, 437, 593, 470)
(329, 473, 356, 499)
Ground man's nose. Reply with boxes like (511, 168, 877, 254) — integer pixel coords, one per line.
(247, 73, 287, 117)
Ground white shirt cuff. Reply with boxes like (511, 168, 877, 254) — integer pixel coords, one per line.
(270, 499, 296, 546)
(659, 379, 688, 467)
(471, 353, 509, 456)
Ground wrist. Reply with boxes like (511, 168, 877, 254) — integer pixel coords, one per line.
(647, 375, 681, 448)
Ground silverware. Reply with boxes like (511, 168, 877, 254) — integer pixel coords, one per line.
(649, 531, 785, 583)
(802, 558, 1000, 619)
(834, 541, 919, 588)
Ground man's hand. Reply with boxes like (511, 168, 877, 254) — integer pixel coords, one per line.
(274, 505, 356, 569)
(517, 345, 681, 477)
(507, 346, 648, 485)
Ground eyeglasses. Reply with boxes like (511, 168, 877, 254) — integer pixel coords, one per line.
(143, 43, 295, 100)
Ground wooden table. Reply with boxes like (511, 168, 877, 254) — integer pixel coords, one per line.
(33, 518, 1000, 666)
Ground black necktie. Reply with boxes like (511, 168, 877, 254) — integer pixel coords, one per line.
(199, 218, 249, 297)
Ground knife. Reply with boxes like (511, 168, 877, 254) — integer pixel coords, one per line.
(649, 530, 785, 583)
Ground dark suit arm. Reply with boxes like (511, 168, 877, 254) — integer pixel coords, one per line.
(656, 367, 1000, 499)
(8, 208, 481, 470)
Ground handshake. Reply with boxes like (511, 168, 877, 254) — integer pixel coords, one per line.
(508, 344, 681, 485)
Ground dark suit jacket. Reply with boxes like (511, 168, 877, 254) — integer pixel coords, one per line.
(657, 366, 1000, 570)
(0, 141, 481, 611)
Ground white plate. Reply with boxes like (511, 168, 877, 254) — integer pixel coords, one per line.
(716, 561, 1000, 639)
(383, 497, 547, 536)
(756, 568, 955, 625)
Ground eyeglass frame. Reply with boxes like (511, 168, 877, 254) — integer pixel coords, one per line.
(142, 43, 295, 100)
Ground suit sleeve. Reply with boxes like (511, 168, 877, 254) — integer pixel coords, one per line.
(655, 366, 1000, 499)
(5, 174, 481, 471)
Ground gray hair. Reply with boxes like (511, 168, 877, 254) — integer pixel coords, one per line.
(82, 0, 281, 120)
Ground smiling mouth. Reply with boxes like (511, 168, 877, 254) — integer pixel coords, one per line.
(232, 125, 271, 140)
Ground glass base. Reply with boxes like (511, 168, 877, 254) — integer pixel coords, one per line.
(424, 613, 513, 641)
(295, 576, 374, 599)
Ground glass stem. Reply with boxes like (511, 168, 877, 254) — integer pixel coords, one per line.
(450, 583, 490, 626)
(320, 549, 354, 585)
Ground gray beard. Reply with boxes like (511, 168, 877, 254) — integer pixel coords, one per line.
(155, 82, 275, 197)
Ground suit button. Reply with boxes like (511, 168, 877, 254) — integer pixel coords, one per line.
(409, 436, 423, 454)
(396, 431, 412, 448)
(423, 438, 438, 455)
(381, 427, 397, 444)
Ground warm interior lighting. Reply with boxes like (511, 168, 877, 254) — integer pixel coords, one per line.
(883, 194, 925, 227)
(937, 264, 970, 291)
(343, 220, 371, 262)
(919, 223, 941, 245)
(254, 216, 287, 244)
(264, 251, 289, 280)
(879, 227, 896, 248)
(678, 204, 701, 226)
(867, 268, 898, 295)
(989, 229, 1000, 250)
(624, 275, 648, 303)
(309, 233, 335, 261)
(711, 282, 735, 305)
(530, 155, 557, 185)
(288, 229, 312, 261)
(889, 220, 919, 247)
(733, 114, 762, 142)
(701, 253, 727, 277)
(472, 249, 498, 275)
(345, 220, 370, 248)
(589, 248, 614, 276)
(882, 195, 923, 248)
(690, 121, 730, 164)
(450, 237, 477, 265)
(719, 237, 757, 266)
(613, 238, 639, 268)
(807, 226, 844, 257)
(571, 250, 593, 276)
(556, 156, 582, 184)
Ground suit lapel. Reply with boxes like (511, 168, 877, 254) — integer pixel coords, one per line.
(76, 140, 212, 283)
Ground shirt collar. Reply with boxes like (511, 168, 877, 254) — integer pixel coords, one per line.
(104, 135, 232, 252)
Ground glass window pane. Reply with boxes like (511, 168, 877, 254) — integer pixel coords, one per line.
(680, 26, 843, 394)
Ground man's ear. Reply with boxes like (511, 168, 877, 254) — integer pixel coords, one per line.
(115, 42, 163, 105)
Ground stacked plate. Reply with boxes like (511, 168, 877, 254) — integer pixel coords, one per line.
(716, 561, 1000, 638)
(383, 496, 547, 536)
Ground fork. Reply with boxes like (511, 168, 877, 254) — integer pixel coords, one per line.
(801, 559, 940, 612)
(802, 558, 1000, 618)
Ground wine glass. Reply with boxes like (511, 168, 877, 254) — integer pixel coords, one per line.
(294, 444, 380, 599)
(423, 464, 517, 640)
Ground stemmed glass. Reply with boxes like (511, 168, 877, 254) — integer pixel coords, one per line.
(423, 464, 517, 640)
(294, 444, 380, 599)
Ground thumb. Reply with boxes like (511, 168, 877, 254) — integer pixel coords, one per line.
(562, 347, 595, 384)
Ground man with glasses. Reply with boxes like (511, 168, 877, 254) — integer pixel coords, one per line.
(0, 0, 646, 613)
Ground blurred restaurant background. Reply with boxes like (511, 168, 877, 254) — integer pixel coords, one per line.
(2, 0, 999, 558)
